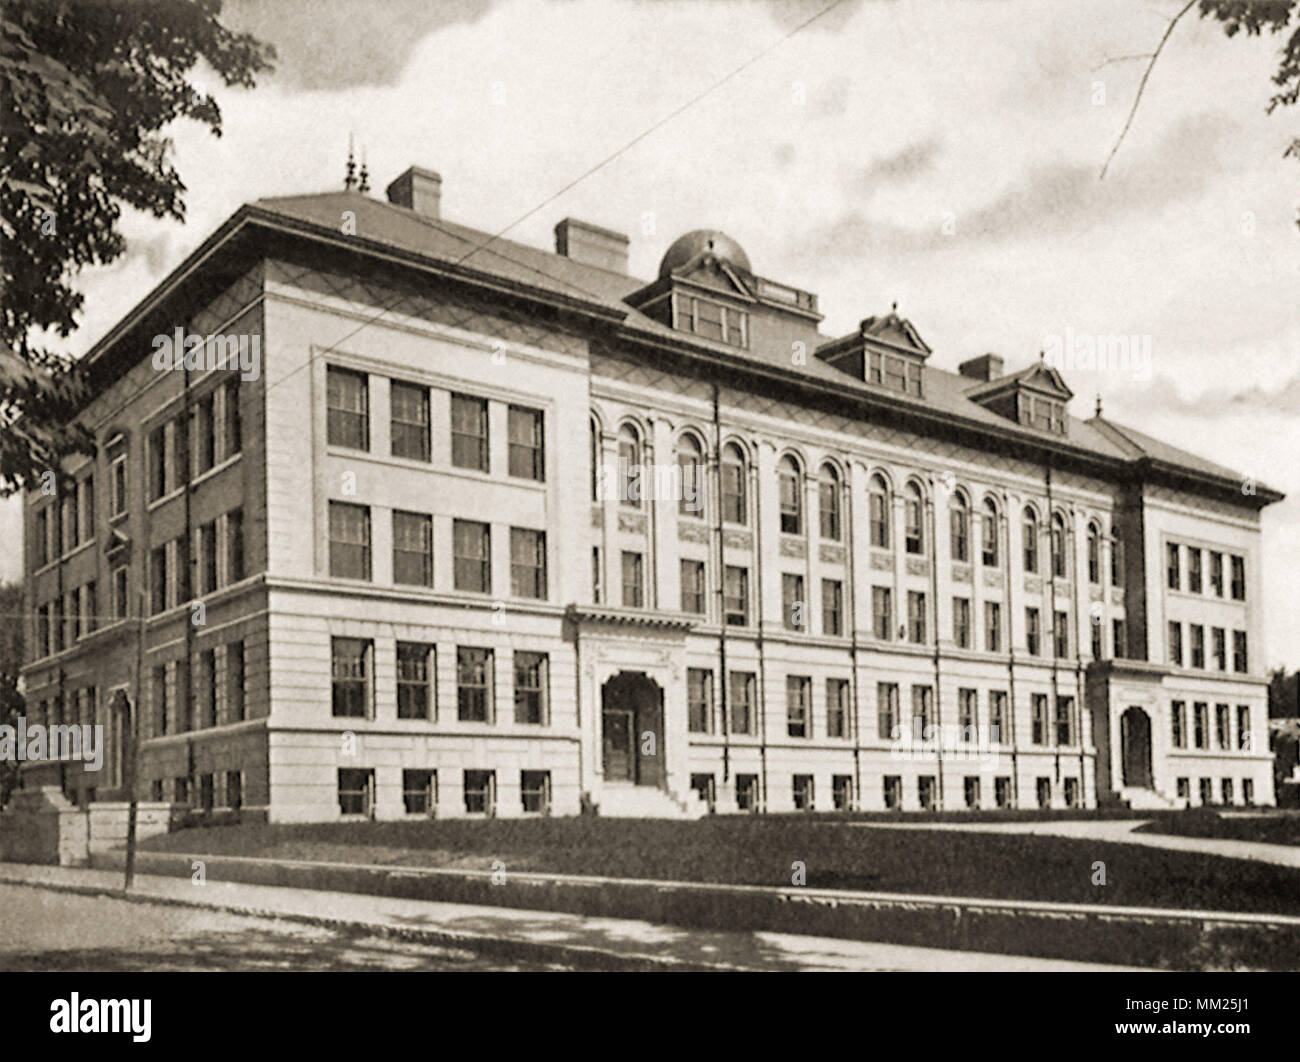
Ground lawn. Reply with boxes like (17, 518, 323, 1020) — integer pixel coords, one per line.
(141, 815, 1300, 916)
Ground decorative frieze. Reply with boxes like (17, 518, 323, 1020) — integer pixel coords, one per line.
(819, 544, 846, 565)
(1110, 587, 1125, 606)
(983, 570, 1002, 589)
(1090, 585, 1103, 602)
(1054, 580, 1072, 598)
(678, 522, 709, 544)
(952, 564, 971, 584)
(870, 552, 893, 572)
(618, 511, 647, 535)
(1024, 575, 1041, 594)
(779, 537, 807, 559)
(906, 557, 929, 577)
(723, 529, 752, 551)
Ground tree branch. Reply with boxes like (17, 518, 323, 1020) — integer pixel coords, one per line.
(1100, 0, 1197, 179)
(1092, 53, 1155, 72)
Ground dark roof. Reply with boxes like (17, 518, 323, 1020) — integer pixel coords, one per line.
(84, 187, 1284, 508)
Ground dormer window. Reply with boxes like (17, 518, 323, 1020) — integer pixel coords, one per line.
(868, 350, 922, 396)
(672, 292, 747, 348)
(1018, 393, 1066, 435)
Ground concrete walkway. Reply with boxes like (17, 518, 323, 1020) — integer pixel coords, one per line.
(853, 819, 1300, 868)
(0, 862, 1143, 972)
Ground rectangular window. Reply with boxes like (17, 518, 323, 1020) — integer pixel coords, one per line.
(396, 642, 433, 720)
(792, 774, 814, 811)
(390, 380, 431, 461)
(193, 392, 216, 476)
(457, 647, 493, 723)
(918, 775, 936, 810)
(989, 691, 1007, 745)
(453, 519, 491, 593)
(34, 508, 49, 568)
(872, 587, 892, 640)
(153, 665, 168, 737)
(111, 454, 128, 516)
(1214, 703, 1230, 750)
(227, 641, 245, 723)
(953, 597, 971, 649)
(149, 424, 167, 500)
(1064, 777, 1079, 808)
(723, 566, 748, 626)
(985, 601, 1002, 652)
(61, 490, 77, 554)
(592, 546, 602, 604)
(907, 590, 926, 644)
(1176, 777, 1190, 801)
(521, 770, 551, 814)
(79, 475, 94, 543)
(869, 490, 889, 548)
(150, 545, 168, 614)
(1190, 624, 1205, 669)
(331, 638, 371, 718)
(904, 493, 923, 554)
(911, 685, 933, 735)
(507, 405, 544, 481)
(1026, 608, 1041, 656)
(964, 776, 981, 809)
(1188, 548, 1203, 593)
(199, 648, 217, 728)
(226, 770, 243, 811)
(736, 774, 759, 812)
(463, 770, 495, 814)
(826, 678, 850, 739)
(883, 775, 902, 810)
(329, 502, 371, 580)
(687, 668, 713, 734)
(957, 688, 977, 742)
(680, 559, 706, 614)
(1113, 617, 1127, 658)
(1212, 627, 1226, 670)
(513, 651, 548, 725)
(1237, 705, 1250, 751)
(223, 377, 242, 457)
(786, 675, 810, 738)
(1031, 693, 1048, 745)
(821, 579, 843, 636)
(729, 671, 756, 735)
(722, 459, 745, 524)
(1210, 551, 1224, 596)
(392, 510, 433, 587)
(1166, 542, 1180, 590)
(326, 367, 369, 450)
(199, 773, 215, 812)
(82, 581, 96, 637)
(1168, 621, 1183, 666)
(1233, 630, 1248, 673)
(451, 393, 489, 471)
(338, 768, 373, 817)
(1054, 610, 1069, 659)
(782, 573, 805, 631)
(403, 769, 436, 816)
(877, 682, 899, 740)
(226, 508, 244, 583)
(1055, 696, 1074, 746)
(199, 521, 218, 596)
(1171, 700, 1186, 748)
(1230, 555, 1246, 600)
(1199, 778, 1213, 806)
(621, 551, 644, 608)
(1193, 702, 1208, 749)
(509, 527, 547, 599)
(832, 774, 853, 811)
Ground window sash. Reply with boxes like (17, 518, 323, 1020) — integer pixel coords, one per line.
(326, 368, 369, 450)
(393, 511, 433, 586)
(457, 648, 493, 722)
(513, 652, 547, 724)
(453, 520, 491, 592)
(507, 406, 544, 480)
(510, 528, 547, 599)
(329, 503, 371, 580)
(390, 381, 431, 461)
(451, 394, 489, 471)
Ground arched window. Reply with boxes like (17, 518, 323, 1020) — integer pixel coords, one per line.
(1023, 507, 1039, 573)
(904, 482, 924, 555)
(1051, 513, 1067, 578)
(981, 498, 999, 567)
(949, 492, 970, 562)
(778, 455, 802, 535)
(1087, 523, 1101, 584)
(869, 474, 891, 548)
(676, 434, 704, 517)
(618, 424, 641, 508)
(589, 417, 601, 501)
(819, 464, 841, 541)
(721, 443, 746, 524)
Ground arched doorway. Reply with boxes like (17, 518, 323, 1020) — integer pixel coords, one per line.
(601, 672, 663, 786)
(1120, 706, 1152, 789)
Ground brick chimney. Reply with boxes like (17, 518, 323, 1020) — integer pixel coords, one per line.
(958, 353, 1004, 382)
(554, 218, 629, 274)
(386, 166, 442, 218)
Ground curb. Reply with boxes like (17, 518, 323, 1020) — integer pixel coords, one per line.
(0, 873, 744, 973)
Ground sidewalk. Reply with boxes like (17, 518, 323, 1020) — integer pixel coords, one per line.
(852, 819, 1300, 868)
(0, 862, 1144, 972)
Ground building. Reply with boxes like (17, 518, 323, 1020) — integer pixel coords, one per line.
(19, 164, 1283, 821)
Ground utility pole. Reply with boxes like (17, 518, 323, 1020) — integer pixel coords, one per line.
(123, 588, 144, 891)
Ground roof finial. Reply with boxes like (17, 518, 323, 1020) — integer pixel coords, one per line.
(1095, 393, 1103, 417)
(344, 134, 357, 191)
(358, 146, 370, 194)
(891, 300, 898, 314)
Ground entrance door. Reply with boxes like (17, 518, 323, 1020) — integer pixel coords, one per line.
(602, 707, 635, 781)
(1120, 707, 1152, 788)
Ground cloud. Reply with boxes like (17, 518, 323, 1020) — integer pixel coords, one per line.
(857, 137, 941, 187)
(1128, 371, 1300, 419)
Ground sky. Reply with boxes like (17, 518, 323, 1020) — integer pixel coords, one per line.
(8, 0, 1298, 666)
